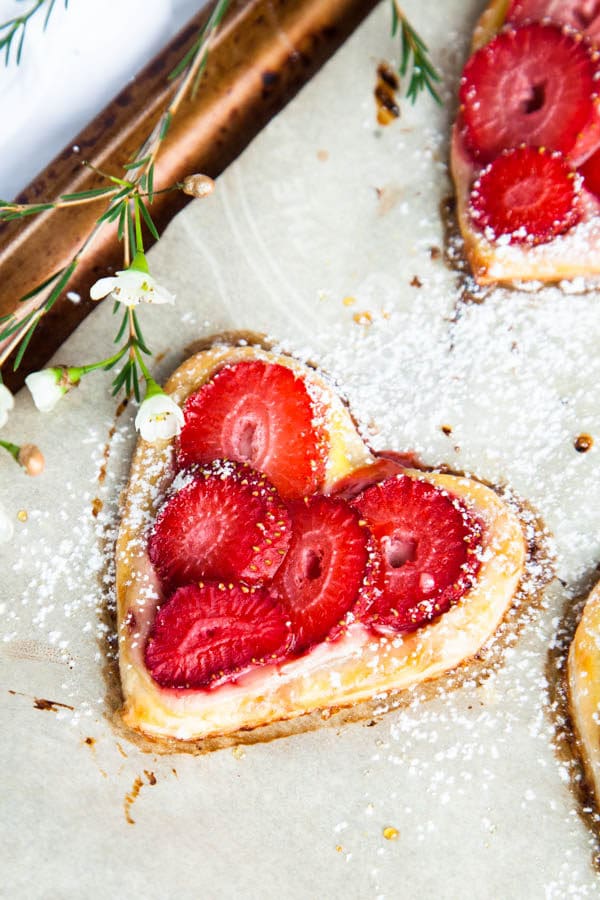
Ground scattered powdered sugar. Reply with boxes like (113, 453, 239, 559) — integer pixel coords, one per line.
(3, 2, 600, 894)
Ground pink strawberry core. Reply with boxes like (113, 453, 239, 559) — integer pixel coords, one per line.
(383, 534, 417, 568)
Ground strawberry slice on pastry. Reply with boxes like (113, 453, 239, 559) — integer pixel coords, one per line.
(178, 359, 327, 499)
(352, 474, 483, 634)
(145, 583, 292, 690)
(148, 460, 291, 592)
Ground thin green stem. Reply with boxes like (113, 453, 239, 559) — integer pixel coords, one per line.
(74, 345, 128, 377)
(0, 439, 20, 462)
(133, 196, 144, 254)
(134, 345, 153, 383)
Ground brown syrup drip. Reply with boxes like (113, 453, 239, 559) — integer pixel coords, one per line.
(374, 62, 400, 126)
(574, 434, 594, 453)
(33, 697, 75, 712)
(124, 776, 143, 825)
(123, 771, 157, 824)
(8, 690, 75, 712)
(97, 428, 116, 486)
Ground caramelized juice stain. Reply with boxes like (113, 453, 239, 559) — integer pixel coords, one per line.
(97, 426, 116, 486)
(124, 771, 157, 824)
(574, 433, 594, 453)
(124, 776, 144, 825)
(33, 697, 75, 712)
(374, 62, 400, 125)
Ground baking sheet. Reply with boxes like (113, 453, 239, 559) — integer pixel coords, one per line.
(2, 1, 600, 896)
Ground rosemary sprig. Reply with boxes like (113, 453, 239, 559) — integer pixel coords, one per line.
(0, 0, 67, 66)
(0, 0, 230, 386)
(391, 1, 442, 105)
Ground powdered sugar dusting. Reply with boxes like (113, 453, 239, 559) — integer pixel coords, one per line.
(2, 0, 600, 894)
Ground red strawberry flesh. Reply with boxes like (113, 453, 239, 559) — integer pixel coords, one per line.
(272, 495, 372, 652)
(470, 146, 581, 244)
(352, 475, 483, 634)
(579, 145, 600, 195)
(178, 360, 327, 499)
(145, 583, 291, 689)
(148, 460, 291, 591)
(460, 23, 598, 164)
(507, 0, 600, 43)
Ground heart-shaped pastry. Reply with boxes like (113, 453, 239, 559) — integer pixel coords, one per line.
(451, 0, 600, 285)
(116, 339, 527, 743)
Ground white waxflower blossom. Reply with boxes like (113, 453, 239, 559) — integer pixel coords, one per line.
(25, 368, 66, 413)
(0, 501, 14, 543)
(90, 269, 175, 307)
(135, 392, 184, 442)
(0, 383, 14, 428)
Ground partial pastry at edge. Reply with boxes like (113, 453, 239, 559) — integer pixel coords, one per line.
(568, 581, 600, 804)
(116, 341, 527, 743)
(451, 0, 600, 286)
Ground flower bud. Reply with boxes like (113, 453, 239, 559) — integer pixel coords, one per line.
(25, 368, 68, 413)
(18, 443, 45, 477)
(182, 174, 215, 199)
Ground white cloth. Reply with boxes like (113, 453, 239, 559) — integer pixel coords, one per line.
(0, 0, 202, 199)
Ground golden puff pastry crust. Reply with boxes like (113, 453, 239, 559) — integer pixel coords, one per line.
(568, 581, 600, 805)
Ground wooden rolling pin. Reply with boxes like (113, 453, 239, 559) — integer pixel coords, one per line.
(0, 0, 378, 388)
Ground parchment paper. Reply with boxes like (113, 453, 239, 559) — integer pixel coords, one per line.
(2, 1, 600, 897)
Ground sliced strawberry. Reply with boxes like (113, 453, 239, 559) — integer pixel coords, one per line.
(352, 475, 483, 634)
(145, 583, 291, 689)
(507, 0, 600, 44)
(178, 360, 327, 499)
(148, 460, 291, 591)
(579, 145, 600, 195)
(460, 24, 598, 164)
(272, 495, 372, 652)
(470, 146, 581, 244)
